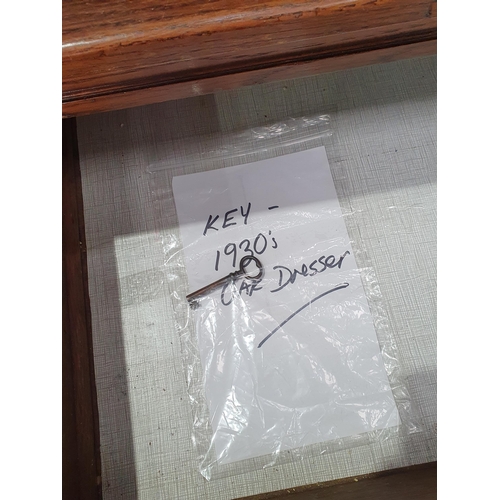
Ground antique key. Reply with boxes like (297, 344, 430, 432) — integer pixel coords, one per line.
(186, 256, 264, 308)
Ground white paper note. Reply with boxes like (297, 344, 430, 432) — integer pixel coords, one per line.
(172, 147, 399, 465)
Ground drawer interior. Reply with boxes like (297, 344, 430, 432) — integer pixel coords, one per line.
(66, 55, 436, 499)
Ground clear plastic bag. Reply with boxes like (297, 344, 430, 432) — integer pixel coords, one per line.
(148, 115, 420, 480)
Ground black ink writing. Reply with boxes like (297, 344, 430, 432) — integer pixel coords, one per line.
(218, 248, 351, 307)
(240, 203, 251, 225)
(257, 283, 350, 348)
(224, 242, 237, 268)
(214, 231, 279, 271)
(215, 250, 221, 271)
(220, 275, 264, 306)
(202, 202, 252, 236)
(222, 208, 238, 228)
(269, 230, 278, 249)
(254, 233, 267, 254)
(270, 251, 350, 293)
(203, 214, 219, 236)
(239, 238, 253, 257)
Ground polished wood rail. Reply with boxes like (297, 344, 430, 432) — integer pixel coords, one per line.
(63, 118, 102, 500)
(62, 0, 436, 116)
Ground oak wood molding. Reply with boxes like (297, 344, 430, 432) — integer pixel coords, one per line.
(63, 0, 436, 117)
(63, 118, 102, 500)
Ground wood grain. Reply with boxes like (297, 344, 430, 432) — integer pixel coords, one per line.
(63, 39, 435, 117)
(63, 0, 436, 116)
(62, 118, 102, 500)
(240, 462, 437, 499)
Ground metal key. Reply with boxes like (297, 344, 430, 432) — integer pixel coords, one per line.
(186, 256, 264, 308)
